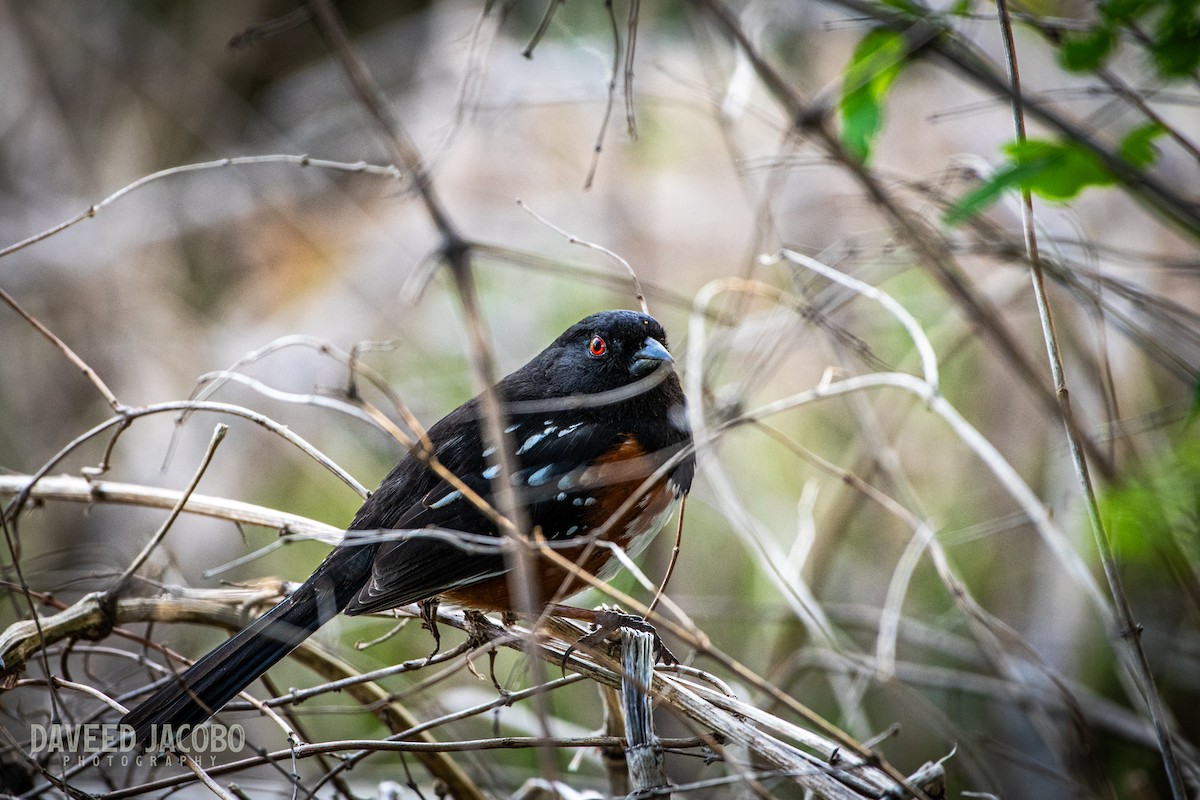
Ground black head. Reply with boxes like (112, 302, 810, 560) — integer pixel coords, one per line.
(506, 310, 679, 402)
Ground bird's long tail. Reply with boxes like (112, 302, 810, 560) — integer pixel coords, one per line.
(121, 543, 375, 747)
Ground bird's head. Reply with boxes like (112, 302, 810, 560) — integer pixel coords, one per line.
(512, 309, 679, 403)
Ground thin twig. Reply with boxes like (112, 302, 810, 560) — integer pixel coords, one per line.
(2, 400, 368, 527)
(993, 2, 1186, 796)
(647, 497, 686, 615)
(0, 285, 122, 412)
(516, 198, 649, 314)
(0, 473, 340, 543)
(624, 0, 642, 138)
(109, 424, 227, 596)
(586, 0, 622, 189)
(0, 155, 400, 262)
(303, 1, 562, 786)
(521, 0, 564, 58)
(690, 0, 1119, 483)
(181, 754, 238, 800)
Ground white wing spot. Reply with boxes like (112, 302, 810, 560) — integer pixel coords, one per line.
(526, 465, 555, 486)
(429, 490, 462, 510)
(517, 429, 553, 454)
(482, 465, 500, 480)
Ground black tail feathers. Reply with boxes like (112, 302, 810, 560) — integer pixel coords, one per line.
(121, 544, 375, 747)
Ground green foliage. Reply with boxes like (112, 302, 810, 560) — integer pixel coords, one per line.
(943, 125, 1165, 224)
(1003, 139, 1118, 199)
(1120, 122, 1167, 167)
(1057, 0, 1200, 79)
(1102, 435, 1200, 562)
(1152, 0, 1200, 74)
(944, 139, 1110, 224)
(1059, 26, 1116, 71)
(840, 28, 909, 163)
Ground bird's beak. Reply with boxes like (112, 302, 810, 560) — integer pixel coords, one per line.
(630, 337, 673, 377)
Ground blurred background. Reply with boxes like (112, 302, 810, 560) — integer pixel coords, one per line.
(1, 0, 1198, 797)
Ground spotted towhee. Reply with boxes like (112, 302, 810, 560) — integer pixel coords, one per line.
(122, 309, 693, 745)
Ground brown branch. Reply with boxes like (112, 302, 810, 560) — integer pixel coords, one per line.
(303, 2, 564, 783)
(0, 473, 341, 543)
(2, 588, 932, 800)
(0, 591, 485, 800)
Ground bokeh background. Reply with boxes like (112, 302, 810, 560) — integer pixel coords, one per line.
(2, 1, 1198, 797)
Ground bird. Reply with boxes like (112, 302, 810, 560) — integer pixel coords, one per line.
(121, 309, 694, 746)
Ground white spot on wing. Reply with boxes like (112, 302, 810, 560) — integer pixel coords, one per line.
(517, 429, 554, 454)
(526, 465, 555, 486)
(429, 490, 462, 510)
(482, 465, 500, 480)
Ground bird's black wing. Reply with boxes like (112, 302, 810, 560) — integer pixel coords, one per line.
(343, 414, 625, 615)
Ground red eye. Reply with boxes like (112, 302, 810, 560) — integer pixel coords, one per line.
(588, 336, 607, 357)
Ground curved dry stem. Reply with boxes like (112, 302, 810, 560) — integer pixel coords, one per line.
(690, 278, 1113, 626)
(763, 249, 939, 391)
(684, 275, 1144, 791)
(1, 585, 936, 800)
(1, 591, 485, 800)
(2, 400, 368, 527)
(0, 285, 122, 413)
(0, 155, 401, 262)
(516, 199, 649, 314)
(0, 473, 341, 544)
(110, 424, 228, 595)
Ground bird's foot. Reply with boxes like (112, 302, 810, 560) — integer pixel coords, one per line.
(553, 604, 677, 667)
(417, 597, 441, 658)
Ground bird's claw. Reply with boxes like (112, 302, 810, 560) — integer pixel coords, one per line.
(562, 610, 678, 667)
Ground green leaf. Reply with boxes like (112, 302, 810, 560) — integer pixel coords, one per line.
(839, 29, 909, 163)
(1059, 26, 1116, 71)
(1102, 436, 1200, 562)
(1100, 0, 1152, 24)
(942, 160, 1049, 225)
(943, 138, 1117, 224)
(1150, 6, 1200, 77)
(1005, 139, 1117, 199)
(1120, 122, 1167, 167)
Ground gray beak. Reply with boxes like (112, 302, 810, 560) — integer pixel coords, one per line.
(630, 337, 673, 378)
